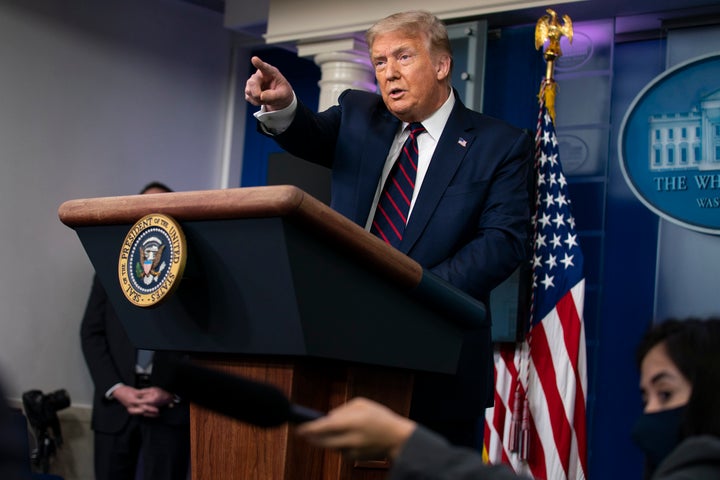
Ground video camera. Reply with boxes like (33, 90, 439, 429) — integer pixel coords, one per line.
(22, 388, 71, 473)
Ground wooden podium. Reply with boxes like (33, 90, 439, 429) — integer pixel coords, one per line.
(58, 186, 486, 480)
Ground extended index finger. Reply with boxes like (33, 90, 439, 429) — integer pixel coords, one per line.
(251, 56, 277, 77)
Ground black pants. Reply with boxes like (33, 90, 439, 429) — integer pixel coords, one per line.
(94, 416, 189, 480)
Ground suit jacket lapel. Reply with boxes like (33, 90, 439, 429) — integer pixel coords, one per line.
(400, 102, 476, 253)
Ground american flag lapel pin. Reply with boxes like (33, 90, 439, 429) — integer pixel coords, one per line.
(457, 137, 467, 147)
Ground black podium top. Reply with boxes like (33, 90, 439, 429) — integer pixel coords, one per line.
(59, 186, 486, 374)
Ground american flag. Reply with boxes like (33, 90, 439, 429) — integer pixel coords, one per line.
(483, 79, 588, 480)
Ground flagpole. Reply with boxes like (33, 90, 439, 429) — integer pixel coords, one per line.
(484, 11, 586, 478)
(515, 9, 575, 463)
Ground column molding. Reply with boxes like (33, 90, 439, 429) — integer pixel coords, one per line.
(297, 36, 376, 111)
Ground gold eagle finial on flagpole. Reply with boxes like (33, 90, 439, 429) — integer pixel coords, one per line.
(535, 9, 573, 122)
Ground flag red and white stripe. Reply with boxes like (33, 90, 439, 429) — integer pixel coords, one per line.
(483, 79, 588, 480)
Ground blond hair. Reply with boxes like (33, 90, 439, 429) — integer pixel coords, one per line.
(366, 10, 453, 78)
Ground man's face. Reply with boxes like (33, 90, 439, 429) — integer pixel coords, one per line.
(370, 31, 451, 123)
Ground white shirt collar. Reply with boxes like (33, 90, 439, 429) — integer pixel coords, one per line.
(401, 90, 455, 142)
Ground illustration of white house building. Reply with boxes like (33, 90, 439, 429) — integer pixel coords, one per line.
(648, 88, 720, 172)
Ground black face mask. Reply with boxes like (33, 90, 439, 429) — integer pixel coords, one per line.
(631, 405, 686, 474)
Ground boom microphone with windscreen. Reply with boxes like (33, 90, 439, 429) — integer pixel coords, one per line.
(164, 358, 323, 427)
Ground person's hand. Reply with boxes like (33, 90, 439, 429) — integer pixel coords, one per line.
(112, 385, 156, 416)
(295, 397, 417, 461)
(244, 56, 294, 111)
(112, 385, 175, 418)
(138, 387, 175, 408)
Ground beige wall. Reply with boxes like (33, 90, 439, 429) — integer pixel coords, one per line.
(0, 0, 230, 403)
(0, 0, 233, 477)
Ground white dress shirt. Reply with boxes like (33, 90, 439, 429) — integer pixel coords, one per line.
(364, 92, 455, 229)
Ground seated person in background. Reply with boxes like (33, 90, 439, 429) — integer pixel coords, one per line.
(297, 317, 720, 480)
(632, 317, 720, 479)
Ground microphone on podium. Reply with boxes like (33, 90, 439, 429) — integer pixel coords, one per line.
(164, 358, 323, 427)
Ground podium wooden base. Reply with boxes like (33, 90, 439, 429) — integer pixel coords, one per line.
(190, 356, 413, 480)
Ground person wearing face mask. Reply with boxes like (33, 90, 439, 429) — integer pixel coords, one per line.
(296, 318, 720, 480)
(632, 317, 720, 479)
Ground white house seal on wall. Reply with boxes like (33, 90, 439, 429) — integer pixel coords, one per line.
(619, 53, 720, 235)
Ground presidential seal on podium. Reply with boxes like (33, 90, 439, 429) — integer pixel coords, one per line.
(117, 213, 187, 307)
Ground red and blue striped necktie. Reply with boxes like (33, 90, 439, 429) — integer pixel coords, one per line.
(371, 122, 425, 248)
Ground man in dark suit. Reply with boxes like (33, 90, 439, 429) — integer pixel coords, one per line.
(80, 182, 189, 480)
(245, 10, 532, 447)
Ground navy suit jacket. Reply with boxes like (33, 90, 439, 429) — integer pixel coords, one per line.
(80, 275, 189, 433)
(268, 89, 532, 419)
